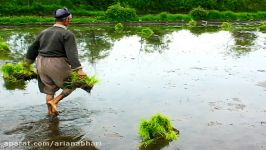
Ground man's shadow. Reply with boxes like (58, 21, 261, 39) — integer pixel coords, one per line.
(5, 116, 98, 150)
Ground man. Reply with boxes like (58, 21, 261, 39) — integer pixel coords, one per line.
(25, 8, 86, 116)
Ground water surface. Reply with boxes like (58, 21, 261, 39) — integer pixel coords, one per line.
(0, 26, 266, 150)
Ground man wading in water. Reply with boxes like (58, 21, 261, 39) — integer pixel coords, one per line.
(25, 8, 86, 116)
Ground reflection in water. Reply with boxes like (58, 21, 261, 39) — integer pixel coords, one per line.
(0, 26, 266, 150)
(3, 78, 26, 90)
(0, 26, 262, 63)
(7, 33, 36, 61)
(140, 34, 171, 53)
(139, 139, 173, 150)
(189, 26, 220, 36)
(75, 29, 113, 63)
(1, 101, 99, 150)
(231, 31, 257, 55)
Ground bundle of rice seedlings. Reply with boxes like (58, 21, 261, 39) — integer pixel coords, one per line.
(139, 113, 179, 148)
(1, 62, 37, 80)
(63, 72, 99, 93)
(1, 62, 37, 90)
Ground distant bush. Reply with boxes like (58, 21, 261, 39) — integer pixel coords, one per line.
(207, 10, 222, 20)
(222, 11, 237, 20)
(105, 3, 137, 22)
(190, 6, 209, 20)
(159, 12, 168, 21)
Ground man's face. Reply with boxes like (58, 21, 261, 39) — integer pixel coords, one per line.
(64, 15, 72, 26)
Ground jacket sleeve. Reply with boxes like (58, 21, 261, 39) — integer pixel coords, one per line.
(64, 31, 82, 70)
(25, 34, 41, 64)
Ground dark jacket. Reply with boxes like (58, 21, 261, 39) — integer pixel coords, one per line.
(26, 25, 82, 70)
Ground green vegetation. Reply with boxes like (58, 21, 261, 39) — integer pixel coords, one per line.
(190, 6, 209, 20)
(221, 22, 233, 31)
(0, 11, 265, 25)
(140, 27, 154, 39)
(0, 0, 265, 25)
(120, 0, 266, 14)
(105, 3, 137, 22)
(115, 23, 124, 32)
(0, 0, 113, 16)
(139, 113, 179, 147)
(187, 20, 197, 28)
(138, 13, 191, 22)
(1, 0, 266, 16)
(1, 63, 37, 80)
(258, 22, 266, 31)
(63, 72, 99, 93)
(0, 37, 11, 59)
(1, 62, 37, 90)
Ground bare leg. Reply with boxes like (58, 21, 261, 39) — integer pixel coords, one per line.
(54, 89, 75, 105)
(49, 89, 75, 115)
(46, 94, 54, 115)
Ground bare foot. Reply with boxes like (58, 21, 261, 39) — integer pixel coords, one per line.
(47, 100, 59, 116)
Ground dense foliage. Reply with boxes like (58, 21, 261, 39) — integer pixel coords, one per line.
(105, 3, 137, 22)
(190, 7, 209, 20)
(120, 0, 266, 13)
(0, 0, 266, 16)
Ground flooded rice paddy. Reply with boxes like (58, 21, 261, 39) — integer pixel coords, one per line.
(0, 26, 266, 150)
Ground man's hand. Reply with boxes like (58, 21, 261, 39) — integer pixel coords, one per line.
(77, 69, 87, 79)
(22, 59, 33, 70)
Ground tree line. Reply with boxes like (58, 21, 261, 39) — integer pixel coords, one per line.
(0, 0, 265, 16)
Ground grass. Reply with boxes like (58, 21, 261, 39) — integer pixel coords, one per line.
(0, 11, 265, 25)
(139, 113, 179, 147)
(139, 13, 191, 22)
(63, 72, 99, 93)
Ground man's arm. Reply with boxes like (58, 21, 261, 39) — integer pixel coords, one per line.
(25, 35, 41, 64)
(64, 32, 87, 77)
(64, 32, 82, 70)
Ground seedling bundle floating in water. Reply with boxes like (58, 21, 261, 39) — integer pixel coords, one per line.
(139, 113, 179, 148)
(1, 62, 37, 90)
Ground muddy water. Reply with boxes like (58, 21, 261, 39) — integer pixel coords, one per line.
(0, 26, 266, 150)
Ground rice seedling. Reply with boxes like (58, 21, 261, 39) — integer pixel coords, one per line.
(221, 22, 233, 31)
(63, 72, 99, 93)
(1, 62, 36, 90)
(258, 21, 266, 31)
(187, 19, 197, 28)
(140, 27, 154, 39)
(1, 62, 37, 80)
(115, 23, 124, 32)
(139, 113, 179, 148)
